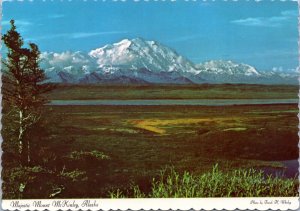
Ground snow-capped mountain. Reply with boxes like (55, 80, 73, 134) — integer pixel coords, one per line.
(40, 38, 298, 85)
(195, 60, 260, 83)
(195, 60, 298, 84)
(196, 60, 260, 76)
(40, 38, 202, 84)
(89, 38, 198, 75)
(40, 51, 98, 83)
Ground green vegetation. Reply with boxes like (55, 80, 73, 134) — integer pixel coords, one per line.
(47, 84, 298, 100)
(60, 169, 88, 182)
(2, 20, 53, 165)
(68, 150, 110, 160)
(2, 84, 299, 198)
(110, 165, 298, 198)
(3, 18, 297, 200)
(1, 20, 56, 199)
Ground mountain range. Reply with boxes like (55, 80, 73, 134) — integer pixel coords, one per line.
(40, 38, 298, 85)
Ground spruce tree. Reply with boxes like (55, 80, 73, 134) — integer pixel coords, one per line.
(2, 20, 52, 165)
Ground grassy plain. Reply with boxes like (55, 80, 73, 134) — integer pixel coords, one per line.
(42, 83, 298, 197)
(3, 84, 298, 198)
(47, 84, 298, 100)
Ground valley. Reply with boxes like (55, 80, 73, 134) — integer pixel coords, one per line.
(34, 84, 299, 197)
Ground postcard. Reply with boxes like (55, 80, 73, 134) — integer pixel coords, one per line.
(1, 0, 299, 210)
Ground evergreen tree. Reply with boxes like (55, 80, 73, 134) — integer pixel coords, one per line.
(2, 20, 52, 165)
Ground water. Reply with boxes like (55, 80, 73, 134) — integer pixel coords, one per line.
(49, 98, 298, 106)
(261, 159, 299, 179)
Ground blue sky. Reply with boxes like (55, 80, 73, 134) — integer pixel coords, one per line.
(2, 1, 298, 71)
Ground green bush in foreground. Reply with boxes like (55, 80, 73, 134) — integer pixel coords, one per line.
(110, 165, 298, 198)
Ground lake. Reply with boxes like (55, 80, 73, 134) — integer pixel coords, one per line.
(49, 99, 298, 106)
(260, 159, 299, 179)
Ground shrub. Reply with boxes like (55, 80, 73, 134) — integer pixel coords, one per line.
(2, 165, 45, 199)
(110, 164, 298, 198)
(68, 150, 110, 160)
(59, 168, 88, 182)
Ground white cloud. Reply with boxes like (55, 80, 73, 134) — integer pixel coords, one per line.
(231, 9, 297, 27)
(40, 51, 98, 74)
(272, 66, 298, 75)
(272, 66, 283, 72)
(29, 31, 127, 41)
(44, 51, 92, 67)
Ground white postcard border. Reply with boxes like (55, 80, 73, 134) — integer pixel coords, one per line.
(1, 0, 300, 210)
(1, 197, 299, 210)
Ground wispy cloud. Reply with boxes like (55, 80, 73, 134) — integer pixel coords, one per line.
(281, 10, 298, 17)
(28, 31, 128, 41)
(231, 9, 297, 27)
(167, 34, 202, 43)
(2, 20, 33, 27)
(2, 19, 33, 34)
(48, 14, 65, 19)
(231, 17, 288, 27)
(236, 49, 298, 62)
(71, 31, 128, 39)
(3, 13, 65, 29)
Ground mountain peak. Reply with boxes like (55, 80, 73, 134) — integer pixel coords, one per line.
(40, 39, 297, 85)
(197, 60, 261, 76)
(88, 38, 198, 74)
(131, 37, 146, 42)
(112, 37, 147, 48)
(114, 38, 132, 47)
